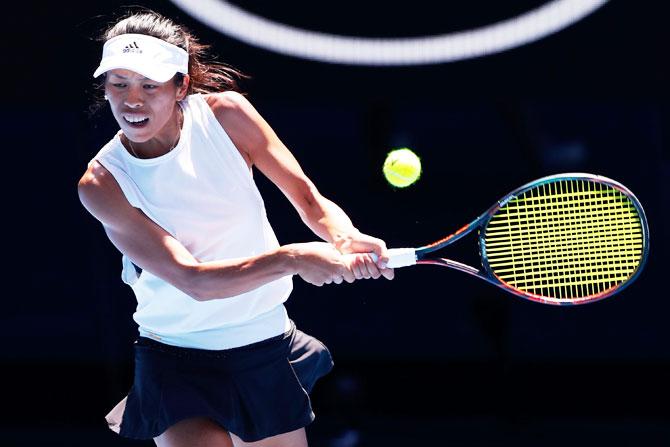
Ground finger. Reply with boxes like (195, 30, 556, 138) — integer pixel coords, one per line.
(372, 238, 388, 264)
(361, 255, 381, 279)
(341, 262, 356, 283)
(350, 258, 364, 280)
(342, 268, 355, 283)
(378, 244, 390, 268)
(333, 275, 343, 285)
(352, 255, 371, 279)
(365, 257, 382, 279)
(381, 267, 394, 280)
(368, 247, 389, 269)
(356, 256, 372, 279)
(342, 253, 363, 280)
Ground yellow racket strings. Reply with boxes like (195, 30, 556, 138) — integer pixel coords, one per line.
(484, 180, 644, 299)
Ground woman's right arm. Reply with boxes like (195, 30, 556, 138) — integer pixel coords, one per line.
(77, 161, 357, 301)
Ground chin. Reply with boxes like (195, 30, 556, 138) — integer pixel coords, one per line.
(121, 126, 152, 142)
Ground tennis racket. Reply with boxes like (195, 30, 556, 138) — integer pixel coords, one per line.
(380, 173, 649, 305)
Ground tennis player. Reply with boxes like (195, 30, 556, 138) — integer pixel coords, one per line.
(78, 9, 393, 447)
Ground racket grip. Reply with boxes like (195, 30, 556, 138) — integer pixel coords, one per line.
(369, 248, 417, 268)
(386, 248, 417, 268)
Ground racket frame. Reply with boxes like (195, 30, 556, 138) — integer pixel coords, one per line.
(410, 173, 649, 305)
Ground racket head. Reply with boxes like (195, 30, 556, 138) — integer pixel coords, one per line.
(478, 173, 649, 305)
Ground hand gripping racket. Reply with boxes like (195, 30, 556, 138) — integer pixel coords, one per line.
(381, 173, 649, 305)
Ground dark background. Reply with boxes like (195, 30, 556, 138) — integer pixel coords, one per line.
(4, 1, 669, 445)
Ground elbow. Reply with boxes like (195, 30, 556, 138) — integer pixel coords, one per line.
(185, 286, 208, 302)
(173, 264, 209, 302)
(175, 265, 235, 302)
(183, 285, 210, 303)
(188, 287, 219, 302)
(188, 287, 234, 302)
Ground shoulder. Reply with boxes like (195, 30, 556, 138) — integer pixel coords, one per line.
(203, 92, 269, 161)
(202, 91, 265, 138)
(78, 160, 118, 194)
(203, 91, 255, 121)
(77, 161, 130, 227)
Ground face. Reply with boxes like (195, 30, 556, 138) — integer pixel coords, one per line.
(104, 69, 188, 143)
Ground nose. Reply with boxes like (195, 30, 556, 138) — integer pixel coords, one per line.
(124, 85, 144, 108)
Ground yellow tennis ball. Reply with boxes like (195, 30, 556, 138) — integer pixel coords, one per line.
(383, 148, 422, 188)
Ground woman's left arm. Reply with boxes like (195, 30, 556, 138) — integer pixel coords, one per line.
(206, 92, 393, 280)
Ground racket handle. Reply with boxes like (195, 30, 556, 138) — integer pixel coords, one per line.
(386, 248, 417, 268)
(369, 248, 417, 268)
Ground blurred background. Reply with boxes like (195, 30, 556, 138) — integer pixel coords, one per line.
(5, 1, 669, 445)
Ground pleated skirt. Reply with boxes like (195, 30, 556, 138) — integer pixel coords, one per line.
(105, 322, 334, 442)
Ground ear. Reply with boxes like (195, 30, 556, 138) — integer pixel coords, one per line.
(176, 74, 190, 100)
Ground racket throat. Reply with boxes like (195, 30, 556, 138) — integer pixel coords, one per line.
(419, 257, 483, 277)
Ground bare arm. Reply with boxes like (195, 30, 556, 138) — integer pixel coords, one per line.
(207, 92, 394, 280)
(78, 161, 354, 301)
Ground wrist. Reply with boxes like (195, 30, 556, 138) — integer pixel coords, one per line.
(278, 245, 300, 275)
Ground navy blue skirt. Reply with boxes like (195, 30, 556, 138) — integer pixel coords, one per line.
(105, 322, 334, 442)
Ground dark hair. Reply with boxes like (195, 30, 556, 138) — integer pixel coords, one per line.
(90, 9, 248, 114)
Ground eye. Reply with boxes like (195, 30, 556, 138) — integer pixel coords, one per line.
(112, 83, 127, 88)
(143, 84, 158, 89)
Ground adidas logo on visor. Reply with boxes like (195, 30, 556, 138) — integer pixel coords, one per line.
(122, 42, 142, 54)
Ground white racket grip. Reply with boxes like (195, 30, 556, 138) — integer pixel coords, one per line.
(369, 248, 417, 268)
(386, 248, 417, 268)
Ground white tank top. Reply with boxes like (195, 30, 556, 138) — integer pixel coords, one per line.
(90, 94, 293, 349)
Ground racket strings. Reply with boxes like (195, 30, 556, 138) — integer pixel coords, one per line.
(483, 179, 644, 300)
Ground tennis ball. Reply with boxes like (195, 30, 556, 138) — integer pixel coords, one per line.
(383, 148, 422, 188)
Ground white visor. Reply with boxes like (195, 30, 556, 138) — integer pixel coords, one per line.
(93, 34, 188, 83)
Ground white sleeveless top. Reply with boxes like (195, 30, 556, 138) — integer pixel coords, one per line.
(90, 94, 293, 349)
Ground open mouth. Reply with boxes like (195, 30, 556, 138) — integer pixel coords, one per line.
(123, 116, 150, 128)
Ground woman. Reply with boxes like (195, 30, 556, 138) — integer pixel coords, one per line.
(78, 9, 393, 447)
